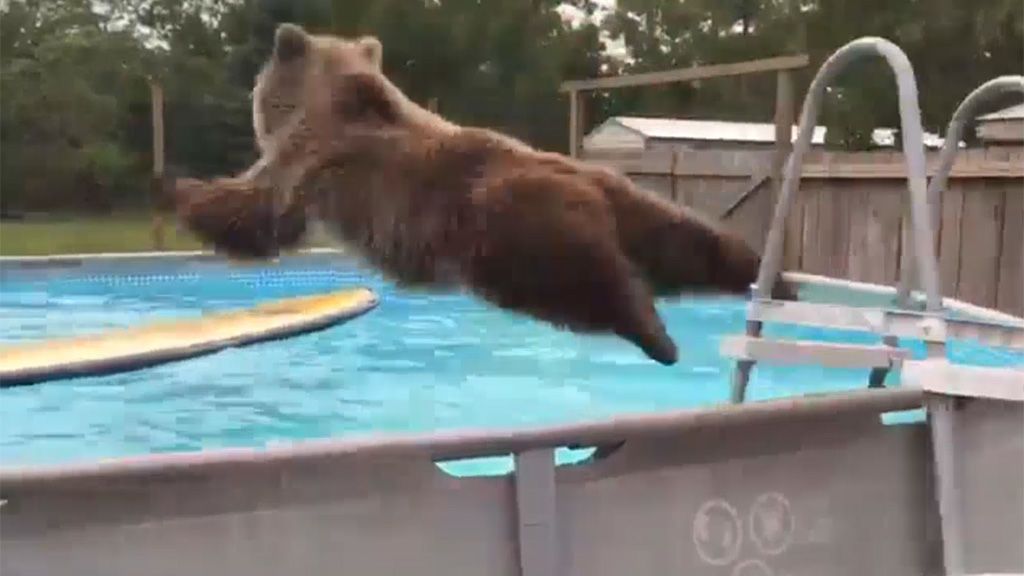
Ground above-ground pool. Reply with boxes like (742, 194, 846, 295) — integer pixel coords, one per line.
(1, 252, 1021, 474)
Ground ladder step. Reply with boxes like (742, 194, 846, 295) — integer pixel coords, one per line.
(902, 359, 1024, 402)
(747, 300, 1024, 350)
(721, 336, 908, 369)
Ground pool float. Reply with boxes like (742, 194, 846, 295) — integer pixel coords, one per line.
(0, 288, 379, 388)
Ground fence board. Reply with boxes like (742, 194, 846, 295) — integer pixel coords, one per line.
(587, 145, 1023, 316)
(783, 183, 806, 270)
(864, 186, 904, 285)
(691, 177, 745, 217)
(937, 180, 966, 299)
(673, 176, 691, 206)
(897, 184, 912, 297)
(724, 177, 774, 252)
(840, 156, 878, 283)
(800, 185, 826, 274)
(682, 177, 709, 214)
(632, 175, 674, 201)
(846, 186, 871, 283)
(956, 179, 1004, 307)
(583, 148, 674, 175)
(997, 185, 1023, 317)
(811, 182, 839, 276)
(798, 156, 1024, 179)
(828, 181, 853, 278)
(696, 178, 710, 210)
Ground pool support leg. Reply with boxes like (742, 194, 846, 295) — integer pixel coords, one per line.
(868, 334, 901, 388)
(928, 393, 966, 575)
(730, 315, 763, 404)
(514, 449, 559, 576)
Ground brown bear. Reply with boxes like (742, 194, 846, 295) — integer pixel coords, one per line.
(175, 24, 796, 366)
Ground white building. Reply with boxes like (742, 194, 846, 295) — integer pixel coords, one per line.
(976, 103, 1024, 146)
(582, 116, 946, 153)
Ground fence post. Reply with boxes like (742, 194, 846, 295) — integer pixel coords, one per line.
(774, 69, 797, 268)
(569, 89, 586, 158)
(150, 79, 166, 251)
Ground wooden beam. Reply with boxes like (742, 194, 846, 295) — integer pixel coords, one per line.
(773, 69, 798, 268)
(583, 149, 1024, 179)
(582, 149, 773, 178)
(668, 150, 678, 202)
(576, 92, 587, 158)
(797, 159, 1024, 179)
(568, 89, 579, 157)
(149, 79, 166, 251)
(151, 81, 165, 177)
(773, 70, 796, 173)
(568, 90, 587, 157)
(719, 173, 771, 219)
(560, 54, 809, 93)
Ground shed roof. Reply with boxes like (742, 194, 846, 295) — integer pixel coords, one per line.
(589, 116, 947, 148)
(978, 103, 1024, 121)
(608, 116, 827, 144)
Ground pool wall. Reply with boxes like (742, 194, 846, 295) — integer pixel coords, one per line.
(1, 252, 1022, 575)
(2, 386, 1022, 576)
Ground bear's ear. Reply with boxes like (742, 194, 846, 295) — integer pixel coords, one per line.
(274, 23, 309, 62)
(357, 36, 383, 69)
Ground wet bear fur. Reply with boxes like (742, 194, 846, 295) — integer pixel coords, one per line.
(175, 24, 797, 365)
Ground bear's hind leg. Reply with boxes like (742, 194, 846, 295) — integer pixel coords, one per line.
(465, 175, 679, 365)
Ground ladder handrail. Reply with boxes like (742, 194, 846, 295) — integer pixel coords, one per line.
(733, 36, 941, 405)
(896, 75, 1024, 305)
(754, 36, 942, 312)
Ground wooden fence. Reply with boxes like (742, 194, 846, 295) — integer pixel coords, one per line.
(582, 147, 1024, 318)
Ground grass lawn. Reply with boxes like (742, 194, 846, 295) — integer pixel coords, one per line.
(0, 215, 204, 256)
(0, 214, 338, 257)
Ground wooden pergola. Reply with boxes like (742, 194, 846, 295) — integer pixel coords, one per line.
(559, 53, 810, 260)
(560, 53, 810, 159)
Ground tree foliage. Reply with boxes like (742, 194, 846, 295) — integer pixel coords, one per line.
(1, 0, 1020, 213)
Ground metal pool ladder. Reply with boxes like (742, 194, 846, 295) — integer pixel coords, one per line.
(719, 37, 1024, 576)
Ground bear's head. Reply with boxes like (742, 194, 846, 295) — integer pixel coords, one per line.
(175, 25, 397, 262)
(252, 23, 386, 153)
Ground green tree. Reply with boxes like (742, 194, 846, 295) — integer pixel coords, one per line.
(327, 0, 614, 151)
(600, 0, 1023, 149)
(1, 0, 151, 212)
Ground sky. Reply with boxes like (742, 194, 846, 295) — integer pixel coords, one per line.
(556, 0, 629, 60)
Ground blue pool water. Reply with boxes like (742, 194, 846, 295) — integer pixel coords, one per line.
(1, 254, 1021, 474)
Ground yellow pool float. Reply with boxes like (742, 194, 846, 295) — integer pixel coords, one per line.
(0, 288, 379, 387)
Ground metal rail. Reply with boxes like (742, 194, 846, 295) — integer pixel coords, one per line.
(719, 61, 1024, 576)
(720, 59, 1024, 573)
(897, 75, 1024, 306)
(753, 36, 941, 309)
(731, 37, 946, 404)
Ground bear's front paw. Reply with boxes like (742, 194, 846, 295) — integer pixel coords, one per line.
(172, 176, 297, 260)
(171, 176, 211, 208)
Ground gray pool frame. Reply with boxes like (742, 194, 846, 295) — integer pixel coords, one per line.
(1, 37, 1023, 576)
